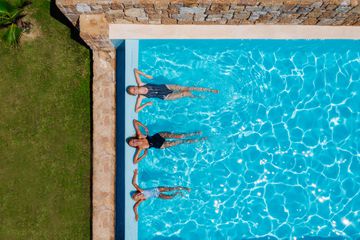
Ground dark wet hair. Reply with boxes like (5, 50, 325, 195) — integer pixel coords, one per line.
(126, 85, 136, 95)
(130, 190, 137, 198)
(126, 136, 136, 146)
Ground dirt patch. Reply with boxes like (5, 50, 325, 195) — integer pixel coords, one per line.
(20, 17, 41, 44)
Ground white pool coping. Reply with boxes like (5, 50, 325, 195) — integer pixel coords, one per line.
(110, 24, 360, 39)
(124, 40, 138, 240)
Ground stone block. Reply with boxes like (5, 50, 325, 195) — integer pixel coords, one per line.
(148, 13, 161, 20)
(109, 9, 124, 18)
(350, 5, 360, 14)
(311, 1, 323, 8)
(161, 18, 177, 24)
(268, 10, 281, 17)
(340, 0, 351, 6)
(183, 2, 198, 8)
(332, 17, 346, 25)
(110, 2, 124, 10)
(342, 14, 359, 24)
(172, 13, 193, 20)
(249, 13, 260, 21)
(308, 9, 324, 17)
(227, 19, 241, 24)
(76, 3, 91, 13)
(336, 6, 353, 13)
(180, 6, 206, 14)
(322, 10, 336, 18)
(125, 8, 146, 18)
(325, 4, 338, 10)
(258, 13, 273, 21)
(168, 6, 179, 14)
(317, 18, 337, 25)
(206, 14, 222, 21)
(178, 19, 194, 24)
(230, 4, 245, 11)
(234, 12, 251, 20)
(297, 7, 313, 14)
(91, 4, 103, 11)
(154, 1, 169, 10)
(137, 18, 149, 23)
(194, 14, 206, 21)
(223, 13, 234, 20)
(285, 0, 314, 6)
(149, 19, 161, 24)
(210, 3, 230, 12)
(245, 5, 264, 12)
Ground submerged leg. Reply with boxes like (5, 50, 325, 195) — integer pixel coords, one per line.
(159, 131, 202, 139)
(158, 192, 182, 199)
(161, 137, 207, 149)
(158, 186, 191, 192)
(164, 91, 195, 100)
(167, 84, 218, 93)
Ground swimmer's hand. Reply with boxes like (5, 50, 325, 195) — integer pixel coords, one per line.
(146, 102, 153, 106)
(145, 74, 153, 79)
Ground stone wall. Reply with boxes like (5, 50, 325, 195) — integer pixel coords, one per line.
(57, 0, 360, 27)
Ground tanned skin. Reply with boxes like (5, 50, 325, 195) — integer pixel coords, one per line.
(127, 68, 219, 112)
(128, 119, 207, 164)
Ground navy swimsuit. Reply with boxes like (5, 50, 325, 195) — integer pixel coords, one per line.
(146, 133, 165, 149)
(143, 84, 173, 100)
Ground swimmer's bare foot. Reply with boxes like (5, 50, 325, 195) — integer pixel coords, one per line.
(212, 89, 219, 94)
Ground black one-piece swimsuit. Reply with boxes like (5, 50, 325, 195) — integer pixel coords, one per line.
(142, 83, 173, 100)
(146, 133, 165, 149)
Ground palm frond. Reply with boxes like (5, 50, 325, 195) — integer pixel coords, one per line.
(0, 15, 12, 26)
(3, 23, 21, 46)
(9, 8, 23, 21)
(0, 1, 14, 14)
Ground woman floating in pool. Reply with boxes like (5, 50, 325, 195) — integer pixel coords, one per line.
(127, 119, 206, 163)
(127, 68, 219, 112)
(132, 169, 190, 221)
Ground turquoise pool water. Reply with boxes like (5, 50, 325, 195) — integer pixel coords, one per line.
(137, 40, 360, 239)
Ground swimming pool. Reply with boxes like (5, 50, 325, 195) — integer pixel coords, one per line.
(135, 40, 359, 239)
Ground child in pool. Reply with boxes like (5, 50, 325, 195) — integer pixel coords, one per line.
(126, 68, 219, 112)
(127, 119, 207, 164)
(131, 169, 190, 221)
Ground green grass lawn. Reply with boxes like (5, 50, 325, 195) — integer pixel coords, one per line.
(0, 1, 91, 239)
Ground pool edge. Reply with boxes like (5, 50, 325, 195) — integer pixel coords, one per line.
(109, 24, 360, 39)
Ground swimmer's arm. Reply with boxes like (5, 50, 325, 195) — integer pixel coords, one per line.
(133, 199, 144, 221)
(133, 119, 149, 135)
(134, 149, 148, 164)
(134, 68, 153, 80)
(134, 68, 144, 86)
(135, 96, 153, 113)
(132, 169, 142, 192)
(134, 68, 153, 86)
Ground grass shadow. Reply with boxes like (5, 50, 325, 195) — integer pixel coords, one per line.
(49, 0, 88, 48)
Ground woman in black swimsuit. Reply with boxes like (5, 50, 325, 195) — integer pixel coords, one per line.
(126, 68, 219, 112)
(127, 119, 206, 164)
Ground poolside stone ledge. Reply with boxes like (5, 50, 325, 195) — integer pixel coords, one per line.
(55, 1, 360, 240)
(57, 0, 360, 26)
(79, 13, 117, 240)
